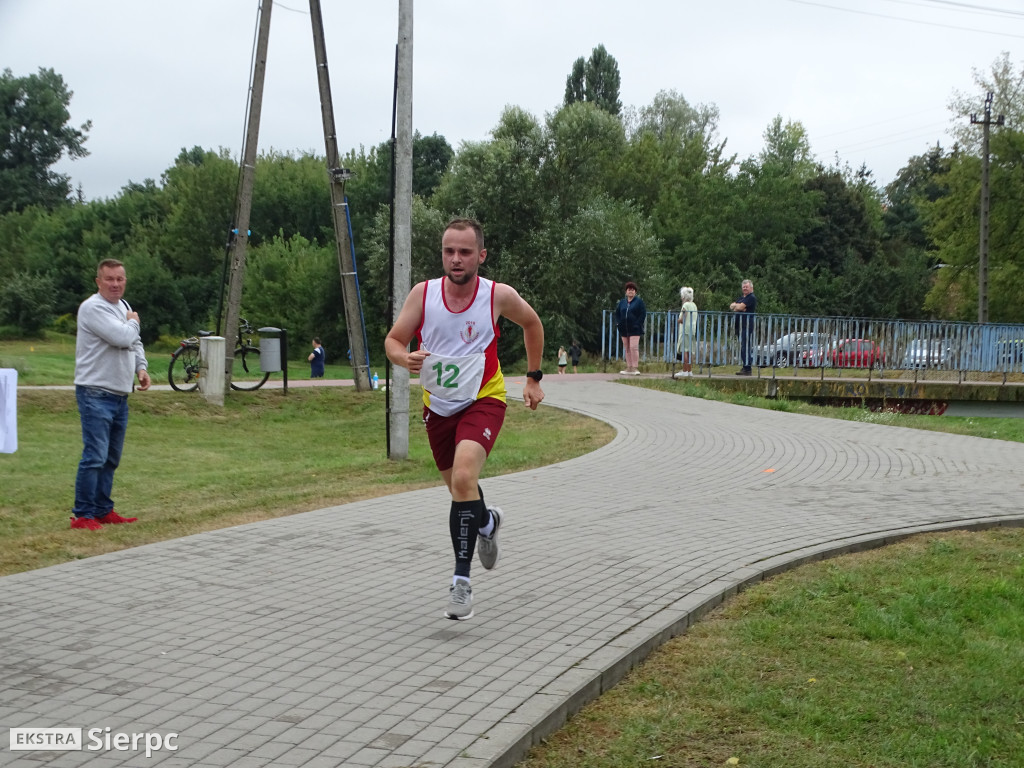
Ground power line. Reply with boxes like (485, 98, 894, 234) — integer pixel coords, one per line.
(815, 109, 949, 140)
(889, 0, 1024, 20)
(831, 123, 953, 154)
(881, 0, 1024, 20)
(786, 0, 1024, 38)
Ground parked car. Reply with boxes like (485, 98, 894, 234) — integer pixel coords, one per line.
(902, 339, 950, 369)
(829, 338, 886, 369)
(994, 338, 1024, 369)
(755, 332, 834, 367)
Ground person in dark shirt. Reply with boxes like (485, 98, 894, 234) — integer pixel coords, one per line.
(569, 340, 581, 374)
(308, 338, 326, 378)
(729, 279, 757, 376)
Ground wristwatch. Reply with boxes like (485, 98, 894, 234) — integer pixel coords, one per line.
(526, 370, 543, 382)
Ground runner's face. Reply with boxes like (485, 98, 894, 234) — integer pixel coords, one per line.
(441, 227, 485, 285)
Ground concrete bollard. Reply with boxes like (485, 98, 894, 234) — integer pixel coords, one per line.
(199, 336, 226, 406)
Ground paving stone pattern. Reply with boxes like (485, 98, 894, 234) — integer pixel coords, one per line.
(3, 378, 1023, 767)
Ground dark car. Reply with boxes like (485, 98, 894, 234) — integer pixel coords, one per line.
(830, 338, 886, 369)
(756, 332, 834, 367)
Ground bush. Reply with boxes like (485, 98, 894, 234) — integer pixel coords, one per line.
(0, 273, 56, 335)
(52, 313, 77, 335)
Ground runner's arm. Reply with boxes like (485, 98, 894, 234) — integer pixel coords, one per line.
(385, 282, 431, 375)
(495, 283, 545, 409)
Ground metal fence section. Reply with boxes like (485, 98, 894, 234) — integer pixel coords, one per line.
(600, 310, 1024, 378)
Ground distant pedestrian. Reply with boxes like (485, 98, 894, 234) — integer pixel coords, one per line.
(70, 259, 151, 530)
(614, 281, 646, 375)
(557, 346, 568, 374)
(673, 286, 698, 379)
(308, 337, 326, 378)
(729, 279, 757, 376)
(569, 340, 581, 373)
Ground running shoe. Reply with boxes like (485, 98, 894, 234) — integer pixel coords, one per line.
(445, 579, 473, 620)
(477, 506, 503, 570)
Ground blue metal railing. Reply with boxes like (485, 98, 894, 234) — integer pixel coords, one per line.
(601, 310, 1024, 375)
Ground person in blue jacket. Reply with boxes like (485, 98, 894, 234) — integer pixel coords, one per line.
(614, 281, 646, 375)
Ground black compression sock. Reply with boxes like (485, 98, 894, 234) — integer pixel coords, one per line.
(476, 484, 490, 528)
(450, 499, 485, 579)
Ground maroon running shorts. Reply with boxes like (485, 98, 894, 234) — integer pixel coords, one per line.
(423, 396, 507, 471)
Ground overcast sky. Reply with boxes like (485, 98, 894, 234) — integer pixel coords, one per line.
(3, 0, 1022, 201)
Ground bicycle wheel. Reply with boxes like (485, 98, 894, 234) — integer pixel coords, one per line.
(168, 344, 201, 392)
(230, 346, 270, 391)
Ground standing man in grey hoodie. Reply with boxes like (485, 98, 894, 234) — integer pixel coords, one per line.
(70, 259, 151, 530)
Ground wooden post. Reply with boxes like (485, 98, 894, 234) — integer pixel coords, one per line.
(308, 0, 372, 392)
(223, 0, 273, 390)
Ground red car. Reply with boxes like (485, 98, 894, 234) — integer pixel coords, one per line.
(830, 338, 886, 369)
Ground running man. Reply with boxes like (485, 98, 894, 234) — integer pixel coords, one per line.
(385, 218, 545, 620)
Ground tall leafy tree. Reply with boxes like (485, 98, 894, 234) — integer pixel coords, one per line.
(0, 68, 91, 213)
(947, 52, 1024, 156)
(618, 90, 734, 307)
(542, 102, 627, 219)
(563, 44, 622, 116)
(923, 127, 1024, 322)
(432, 106, 546, 259)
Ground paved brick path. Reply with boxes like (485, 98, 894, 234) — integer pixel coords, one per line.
(3, 377, 1023, 767)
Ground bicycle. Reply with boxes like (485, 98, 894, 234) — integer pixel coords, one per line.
(168, 319, 270, 392)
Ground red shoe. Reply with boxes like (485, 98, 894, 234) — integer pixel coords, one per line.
(96, 510, 137, 524)
(70, 516, 103, 531)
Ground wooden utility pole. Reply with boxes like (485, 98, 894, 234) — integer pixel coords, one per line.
(223, 0, 273, 387)
(971, 91, 1004, 324)
(308, 0, 371, 391)
(388, 0, 414, 459)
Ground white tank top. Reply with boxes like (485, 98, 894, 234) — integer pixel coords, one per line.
(417, 276, 505, 416)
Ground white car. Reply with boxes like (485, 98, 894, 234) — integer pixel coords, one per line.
(902, 339, 949, 369)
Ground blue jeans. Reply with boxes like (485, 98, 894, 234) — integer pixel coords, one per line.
(73, 386, 129, 519)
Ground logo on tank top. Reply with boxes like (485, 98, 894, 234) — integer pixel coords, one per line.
(460, 321, 478, 344)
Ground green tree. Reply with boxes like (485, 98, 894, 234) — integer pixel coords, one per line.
(411, 132, 455, 198)
(161, 146, 237, 273)
(431, 106, 546, 258)
(947, 52, 1023, 156)
(0, 272, 56, 334)
(0, 68, 91, 213)
(242, 233, 339, 349)
(923, 128, 1024, 322)
(617, 90, 734, 308)
(563, 44, 622, 116)
(252, 150, 333, 246)
(541, 102, 627, 219)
